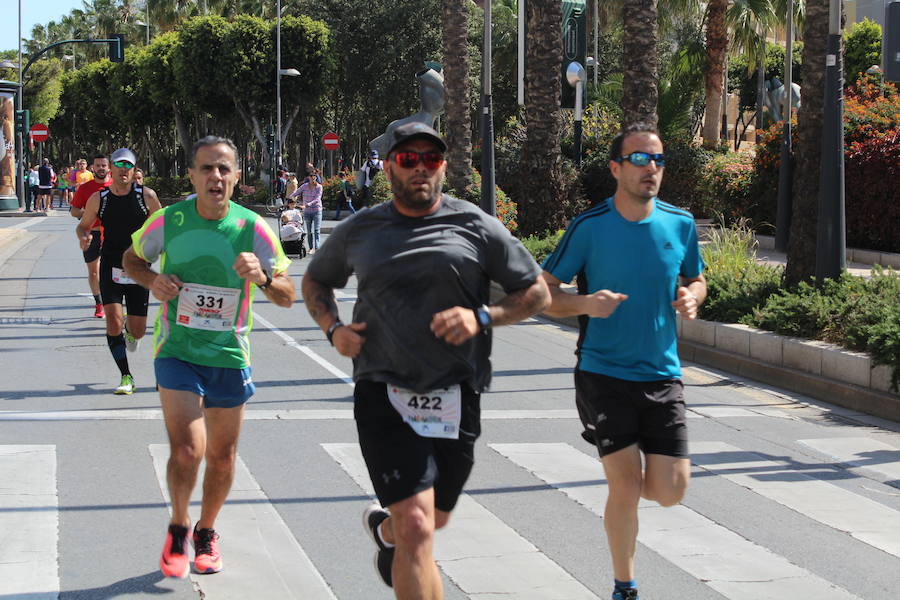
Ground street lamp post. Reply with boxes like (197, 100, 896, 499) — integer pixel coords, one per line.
(17, 0, 24, 210)
(774, 0, 794, 252)
(277, 0, 282, 168)
(815, 0, 846, 282)
(275, 2, 302, 168)
(480, 0, 496, 216)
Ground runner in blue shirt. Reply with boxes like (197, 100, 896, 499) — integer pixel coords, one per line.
(541, 122, 707, 600)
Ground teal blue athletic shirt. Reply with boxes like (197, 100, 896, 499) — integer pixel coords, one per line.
(542, 197, 704, 381)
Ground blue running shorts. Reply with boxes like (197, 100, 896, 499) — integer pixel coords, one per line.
(154, 356, 255, 408)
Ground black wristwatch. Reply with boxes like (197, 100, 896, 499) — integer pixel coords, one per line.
(474, 305, 492, 333)
(326, 320, 344, 345)
(257, 270, 272, 290)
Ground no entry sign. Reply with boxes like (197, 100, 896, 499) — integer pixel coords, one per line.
(322, 132, 339, 151)
(31, 123, 50, 143)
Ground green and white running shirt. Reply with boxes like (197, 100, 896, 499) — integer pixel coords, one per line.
(131, 196, 290, 369)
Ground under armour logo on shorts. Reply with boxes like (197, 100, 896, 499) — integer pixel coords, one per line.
(382, 469, 401, 483)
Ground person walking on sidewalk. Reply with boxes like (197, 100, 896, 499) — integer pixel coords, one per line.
(302, 122, 549, 599)
(37, 158, 53, 212)
(291, 168, 323, 253)
(333, 166, 356, 221)
(123, 135, 295, 579)
(70, 154, 113, 319)
(541, 123, 707, 600)
(76, 148, 161, 395)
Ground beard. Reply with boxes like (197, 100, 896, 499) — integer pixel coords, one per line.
(391, 176, 443, 211)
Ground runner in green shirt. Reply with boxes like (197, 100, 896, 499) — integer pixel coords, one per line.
(123, 136, 295, 579)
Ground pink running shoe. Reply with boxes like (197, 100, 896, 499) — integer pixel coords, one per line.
(160, 523, 190, 578)
(192, 525, 223, 574)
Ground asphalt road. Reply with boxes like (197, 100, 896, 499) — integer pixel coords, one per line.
(1, 212, 899, 600)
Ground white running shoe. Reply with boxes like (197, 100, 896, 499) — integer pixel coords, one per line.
(124, 329, 139, 353)
(114, 374, 135, 395)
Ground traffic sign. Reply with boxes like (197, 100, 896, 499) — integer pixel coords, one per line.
(30, 123, 50, 143)
(322, 132, 339, 151)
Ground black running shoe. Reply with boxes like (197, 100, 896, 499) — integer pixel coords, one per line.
(612, 587, 640, 600)
(362, 503, 394, 587)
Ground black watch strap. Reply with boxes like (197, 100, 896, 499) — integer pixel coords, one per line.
(326, 320, 344, 345)
(474, 305, 492, 332)
(258, 270, 273, 290)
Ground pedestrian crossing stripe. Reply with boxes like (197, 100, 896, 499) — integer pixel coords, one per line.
(798, 437, 900, 484)
(490, 443, 862, 600)
(3, 440, 898, 599)
(148, 444, 337, 600)
(0, 445, 59, 599)
(0, 407, 770, 421)
(322, 443, 600, 599)
(691, 441, 900, 558)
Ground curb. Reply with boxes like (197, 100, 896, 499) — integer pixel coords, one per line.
(676, 338, 900, 422)
(755, 234, 900, 269)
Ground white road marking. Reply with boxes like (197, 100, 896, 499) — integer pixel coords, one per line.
(13, 217, 44, 230)
(253, 312, 354, 387)
(0, 409, 580, 421)
(798, 437, 900, 483)
(491, 442, 860, 600)
(691, 441, 900, 558)
(149, 445, 336, 599)
(323, 443, 599, 599)
(0, 445, 59, 600)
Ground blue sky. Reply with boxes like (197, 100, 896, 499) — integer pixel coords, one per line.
(1, 1, 86, 54)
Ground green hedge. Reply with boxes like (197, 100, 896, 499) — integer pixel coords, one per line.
(143, 175, 193, 200)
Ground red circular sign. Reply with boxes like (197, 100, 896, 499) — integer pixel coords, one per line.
(322, 132, 339, 150)
(31, 124, 50, 143)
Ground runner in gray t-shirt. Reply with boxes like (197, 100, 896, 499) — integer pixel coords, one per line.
(302, 122, 549, 598)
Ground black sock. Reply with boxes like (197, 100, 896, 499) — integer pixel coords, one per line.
(106, 334, 130, 376)
(93, 294, 101, 304)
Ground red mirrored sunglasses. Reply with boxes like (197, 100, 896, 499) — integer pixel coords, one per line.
(392, 151, 445, 170)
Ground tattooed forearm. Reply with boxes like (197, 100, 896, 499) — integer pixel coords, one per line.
(301, 273, 339, 327)
(491, 277, 551, 327)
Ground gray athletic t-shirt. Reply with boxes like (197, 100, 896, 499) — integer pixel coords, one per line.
(307, 194, 541, 392)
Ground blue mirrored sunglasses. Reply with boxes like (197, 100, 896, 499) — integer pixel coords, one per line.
(615, 152, 665, 167)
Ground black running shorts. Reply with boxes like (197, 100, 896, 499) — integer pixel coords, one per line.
(354, 380, 480, 513)
(99, 259, 149, 316)
(575, 369, 688, 458)
(82, 232, 101, 263)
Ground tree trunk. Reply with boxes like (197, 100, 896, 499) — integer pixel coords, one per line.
(442, 0, 473, 195)
(172, 103, 192, 161)
(785, 0, 832, 285)
(622, 0, 659, 127)
(517, 0, 564, 237)
(702, 0, 728, 148)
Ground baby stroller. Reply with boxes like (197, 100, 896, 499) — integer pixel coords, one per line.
(278, 208, 307, 258)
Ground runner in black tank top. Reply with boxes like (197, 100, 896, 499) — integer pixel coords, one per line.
(75, 148, 162, 395)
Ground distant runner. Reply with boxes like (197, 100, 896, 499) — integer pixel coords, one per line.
(76, 148, 161, 394)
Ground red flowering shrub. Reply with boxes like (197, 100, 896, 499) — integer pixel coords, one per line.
(742, 75, 900, 251)
(845, 129, 900, 251)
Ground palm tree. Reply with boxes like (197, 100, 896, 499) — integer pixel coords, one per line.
(785, 0, 829, 284)
(442, 0, 473, 195)
(701, 0, 728, 146)
(517, 0, 564, 236)
(622, 0, 659, 127)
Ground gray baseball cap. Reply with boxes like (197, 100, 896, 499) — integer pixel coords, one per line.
(110, 147, 137, 166)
